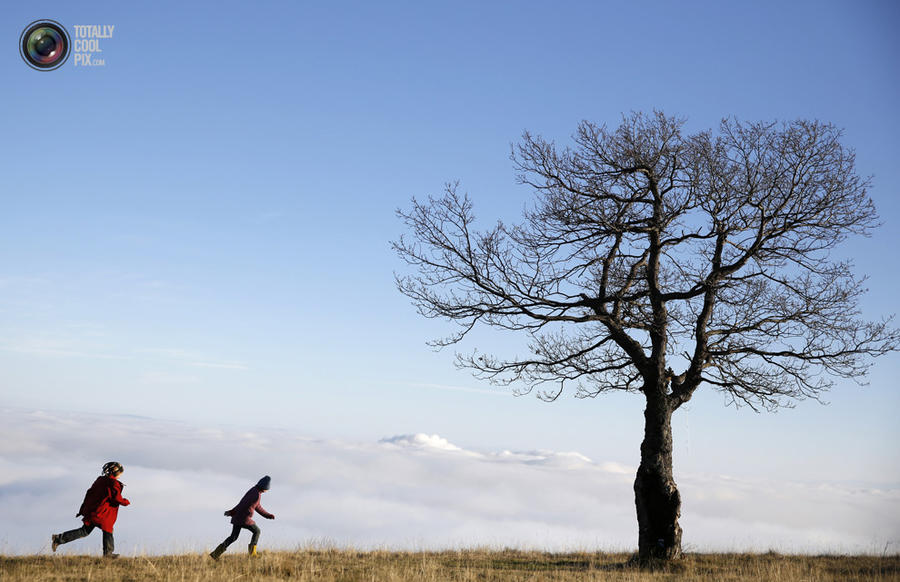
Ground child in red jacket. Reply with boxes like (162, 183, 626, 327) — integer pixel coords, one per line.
(51, 462, 130, 558)
(209, 475, 275, 559)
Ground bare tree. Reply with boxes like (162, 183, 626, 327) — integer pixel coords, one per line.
(393, 112, 898, 562)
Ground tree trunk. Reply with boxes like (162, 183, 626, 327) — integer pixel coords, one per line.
(634, 388, 683, 562)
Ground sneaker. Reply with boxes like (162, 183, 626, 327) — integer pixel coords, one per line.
(51, 534, 60, 552)
(104, 553, 119, 559)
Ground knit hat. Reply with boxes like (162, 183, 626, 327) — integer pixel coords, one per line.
(256, 475, 271, 490)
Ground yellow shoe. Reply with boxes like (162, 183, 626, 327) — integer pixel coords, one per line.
(248, 544, 258, 557)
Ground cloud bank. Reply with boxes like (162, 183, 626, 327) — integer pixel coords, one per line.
(0, 407, 896, 556)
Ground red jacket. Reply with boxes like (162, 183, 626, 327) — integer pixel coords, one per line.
(78, 476, 130, 533)
(225, 486, 272, 526)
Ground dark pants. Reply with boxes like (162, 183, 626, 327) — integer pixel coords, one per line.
(57, 523, 115, 555)
(221, 524, 260, 548)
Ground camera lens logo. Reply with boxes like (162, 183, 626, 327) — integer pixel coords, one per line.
(19, 20, 71, 71)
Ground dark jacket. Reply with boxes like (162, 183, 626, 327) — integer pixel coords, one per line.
(77, 476, 130, 533)
(225, 486, 272, 526)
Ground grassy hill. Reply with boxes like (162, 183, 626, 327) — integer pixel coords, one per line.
(2, 549, 898, 581)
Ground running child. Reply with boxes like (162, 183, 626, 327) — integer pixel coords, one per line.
(210, 475, 275, 559)
(51, 461, 130, 558)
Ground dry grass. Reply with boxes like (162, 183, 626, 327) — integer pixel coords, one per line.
(1, 549, 898, 581)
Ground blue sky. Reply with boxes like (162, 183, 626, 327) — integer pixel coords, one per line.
(2, 0, 899, 551)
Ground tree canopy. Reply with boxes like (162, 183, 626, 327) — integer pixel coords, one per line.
(395, 112, 897, 412)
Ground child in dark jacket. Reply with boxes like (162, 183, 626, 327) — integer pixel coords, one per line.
(51, 462, 130, 558)
(210, 475, 275, 559)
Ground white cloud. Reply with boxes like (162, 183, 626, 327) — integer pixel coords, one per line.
(0, 338, 127, 360)
(380, 433, 465, 452)
(0, 407, 896, 556)
(138, 372, 202, 385)
(188, 361, 249, 370)
(135, 348, 249, 370)
(403, 382, 511, 397)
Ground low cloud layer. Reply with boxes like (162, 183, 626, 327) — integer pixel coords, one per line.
(0, 407, 896, 556)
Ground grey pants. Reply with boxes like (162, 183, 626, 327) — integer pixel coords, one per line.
(57, 524, 115, 555)
(221, 524, 260, 548)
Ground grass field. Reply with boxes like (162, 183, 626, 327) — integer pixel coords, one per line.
(1, 549, 898, 581)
